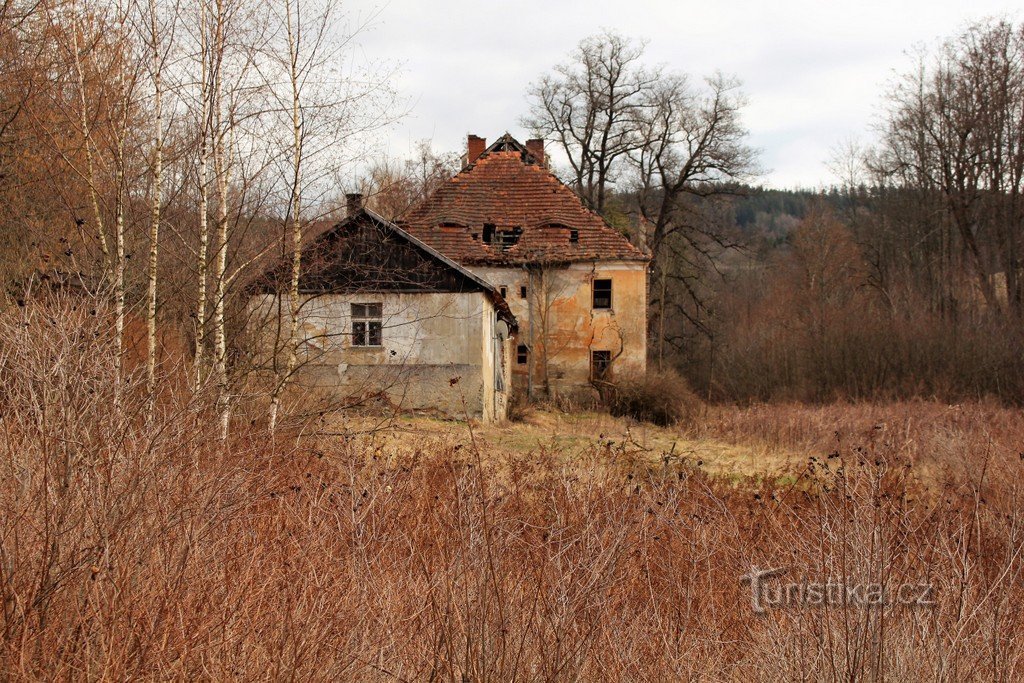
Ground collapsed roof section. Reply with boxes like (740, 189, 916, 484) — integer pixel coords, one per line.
(399, 133, 649, 266)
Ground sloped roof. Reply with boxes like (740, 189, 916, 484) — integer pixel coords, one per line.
(249, 208, 517, 330)
(399, 134, 649, 266)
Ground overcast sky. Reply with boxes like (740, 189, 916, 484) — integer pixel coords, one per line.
(350, 0, 1020, 189)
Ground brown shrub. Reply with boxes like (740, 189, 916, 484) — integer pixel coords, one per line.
(4, 302, 1024, 680)
(604, 369, 703, 426)
(506, 387, 531, 422)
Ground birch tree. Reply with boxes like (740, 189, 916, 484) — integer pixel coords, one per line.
(262, 0, 399, 433)
(140, 0, 179, 406)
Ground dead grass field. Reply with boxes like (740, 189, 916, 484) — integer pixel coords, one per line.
(3, 303, 1024, 682)
(328, 408, 803, 483)
(331, 399, 1023, 492)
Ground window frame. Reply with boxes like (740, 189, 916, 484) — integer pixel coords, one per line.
(592, 278, 613, 310)
(350, 302, 383, 347)
(516, 344, 529, 365)
(591, 350, 612, 381)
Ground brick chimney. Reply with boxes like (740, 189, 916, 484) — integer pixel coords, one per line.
(346, 192, 363, 216)
(525, 138, 545, 167)
(467, 134, 486, 165)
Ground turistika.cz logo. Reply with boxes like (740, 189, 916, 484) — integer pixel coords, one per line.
(740, 566, 936, 614)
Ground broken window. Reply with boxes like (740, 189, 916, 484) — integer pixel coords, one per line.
(495, 228, 521, 248)
(351, 302, 382, 346)
(591, 350, 612, 380)
(517, 344, 528, 365)
(593, 278, 612, 309)
(482, 224, 495, 244)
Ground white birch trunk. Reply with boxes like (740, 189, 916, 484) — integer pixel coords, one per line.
(269, 0, 304, 433)
(194, 3, 211, 391)
(146, 0, 163, 405)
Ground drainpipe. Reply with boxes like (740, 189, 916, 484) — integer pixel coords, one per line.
(525, 265, 534, 399)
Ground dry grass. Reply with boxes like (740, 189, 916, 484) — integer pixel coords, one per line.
(3, 302, 1024, 680)
(330, 408, 803, 484)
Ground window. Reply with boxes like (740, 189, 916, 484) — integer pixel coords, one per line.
(482, 224, 496, 244)
(495, 228, 521, 248)
(569, 229, 579, 243)
(499, 286, 507, 299)
(516, 344, 528, 365)
(519, 285, 527, 299)
(351, 303, 382, 346)
(591, 350, 612, 380)
(593, 278, 612, 309)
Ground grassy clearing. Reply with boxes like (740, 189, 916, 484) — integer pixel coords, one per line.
(330, 408, 805, 484)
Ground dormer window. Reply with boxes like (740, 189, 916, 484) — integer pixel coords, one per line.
(569, 229, 579, 243)
(495, 228, 521, 249)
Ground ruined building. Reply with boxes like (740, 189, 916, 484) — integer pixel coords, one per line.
(252, 133, 648, 421)
(400, 134, 649, 400)
(249, 207, 517, 422)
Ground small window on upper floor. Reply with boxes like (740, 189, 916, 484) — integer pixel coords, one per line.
(482, 224, 496, 244)
(499, 286, 507, 299)
(569, 229, 579, 243)
(516, 344, 529, 365)
(520, 285, 528, 299)
(593, 278, 612, 310)
(351, 302, 382, 346)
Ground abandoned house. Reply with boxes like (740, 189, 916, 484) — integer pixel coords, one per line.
(249, 206, 517, 422)
(252, 132, 648, 421)
(399, 133, 649, 399)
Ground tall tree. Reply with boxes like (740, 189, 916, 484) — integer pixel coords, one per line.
(523, 30, 657, 214)
(525, 33, 757, 368)
(875, 20, 1024, 315)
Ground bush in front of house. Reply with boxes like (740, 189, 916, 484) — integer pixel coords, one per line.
(604, 369, 702, 426)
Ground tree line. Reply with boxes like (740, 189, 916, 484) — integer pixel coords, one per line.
(523, 21, 1024, 405)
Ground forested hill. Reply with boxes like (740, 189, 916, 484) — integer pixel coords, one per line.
(728, 186, 860, 245)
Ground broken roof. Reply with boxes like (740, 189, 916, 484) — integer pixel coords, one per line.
(399, 134, 649, 266)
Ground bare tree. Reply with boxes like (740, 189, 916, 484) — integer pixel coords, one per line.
(874, 20, 1024, 315)
(523, 30, 657, 214)
(266, 0, 338, 432)
(525, 34, 757, 368)
(140, 0, 180, 408)
(359, 139, 458, 221)
(261, 0, 400, 432)
(632, 73, 757, 263)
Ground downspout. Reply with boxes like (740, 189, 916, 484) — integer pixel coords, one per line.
(525, 265, 534, 399)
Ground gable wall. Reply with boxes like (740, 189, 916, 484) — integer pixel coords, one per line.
(469, 260, 647, 400)
(249, 290, 511, 421)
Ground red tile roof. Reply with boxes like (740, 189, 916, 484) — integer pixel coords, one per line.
(399, 135, 649, 266)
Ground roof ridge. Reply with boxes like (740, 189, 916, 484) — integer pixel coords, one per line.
(398, 133, 650, 266)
